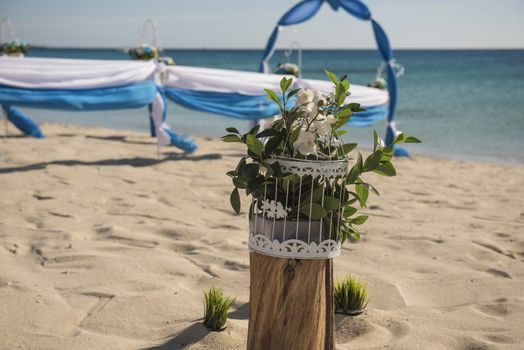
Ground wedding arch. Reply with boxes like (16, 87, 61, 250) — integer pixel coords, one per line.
(259, 0, 409, 156)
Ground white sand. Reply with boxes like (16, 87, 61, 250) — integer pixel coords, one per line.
(1, 123, 523, 349)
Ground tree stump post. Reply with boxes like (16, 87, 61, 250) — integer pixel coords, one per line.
(247, 251, 335, 350)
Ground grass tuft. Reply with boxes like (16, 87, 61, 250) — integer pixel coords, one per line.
(203, 287, 235, 331)
(334, 275, 370, 315)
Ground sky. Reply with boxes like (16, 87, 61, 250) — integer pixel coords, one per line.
(1, 0, 524, 49)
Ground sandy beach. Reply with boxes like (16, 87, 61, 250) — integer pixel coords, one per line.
(0, 123, 523, 350)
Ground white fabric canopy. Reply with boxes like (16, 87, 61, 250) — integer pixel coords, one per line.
(0, 56, 158, 89)
(163, 65, 389, 107)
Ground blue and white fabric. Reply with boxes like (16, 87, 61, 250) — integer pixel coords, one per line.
(162, 65, 388, 125)
(0, 56, 196, 152)
(258, 0, 408, 155)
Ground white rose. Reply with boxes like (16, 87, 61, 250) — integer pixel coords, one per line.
(296, 89, 315, 105)
(293, 131, 317, 156)
(325, 114, 337, 124)
(313, 120, 331, 136)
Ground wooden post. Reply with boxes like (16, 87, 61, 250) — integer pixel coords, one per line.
(247, 252, 335, 350)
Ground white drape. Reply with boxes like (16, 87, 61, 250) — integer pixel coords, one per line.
(163, 65, 389, 107)
(0, 56, 158, 89)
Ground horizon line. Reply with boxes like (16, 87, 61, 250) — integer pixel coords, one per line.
(28, 46, 524, 51)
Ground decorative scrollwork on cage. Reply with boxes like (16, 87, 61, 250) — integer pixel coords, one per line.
(248, 158, 349, 259)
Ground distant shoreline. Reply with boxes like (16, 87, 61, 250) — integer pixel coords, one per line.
(27, 46, 524, 52)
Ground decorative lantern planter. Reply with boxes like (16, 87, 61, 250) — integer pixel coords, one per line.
(248, 157, 349, 259)
(246, 157, 348, 349)
(223, 72, 420, 350)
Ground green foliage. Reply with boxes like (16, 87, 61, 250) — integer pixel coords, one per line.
(222, 72, 420, 244)
(203, 287, 235, 331)
(334, 276, 370, 315)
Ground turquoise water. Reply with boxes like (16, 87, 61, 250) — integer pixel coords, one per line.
(17, 48, 524, 164)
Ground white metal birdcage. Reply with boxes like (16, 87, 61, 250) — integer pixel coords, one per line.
(248, 156, 349, 259)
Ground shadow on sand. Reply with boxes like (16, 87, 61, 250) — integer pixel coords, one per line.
(84, 134, 156, 145)
(141, 322, 210, 350)
(0, 153, 222, 174)
(141, 303, 249, 350)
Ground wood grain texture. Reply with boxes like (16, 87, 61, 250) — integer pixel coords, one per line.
(247, 252, 334, 350)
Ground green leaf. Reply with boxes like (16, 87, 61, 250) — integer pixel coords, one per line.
(380, 147, 394, 162)
(264, 136, 282, 156)
(341, 79, 350, 90)
(245, 134, 264, 158)
(337, 87, 347, 106)
(256, 128, 278, 138)
(346, 152, 363, 184)
(264, 89, 282, 109)
(333, 114, 351, 130)
(247, 124, 260, 136)
(373, 130, 382, 151)
(288, 127, 301, 150)
(343, 206, 357, 217)
(355, 184, 369, 207)
(335, 107, 352, 119)
(230, 188, 241, 214)
(325, 70, 338, 84)
(372, 161, 397, 177)
(233, 178, 246, 189)
(226, 127, 240, 134)
(356, 181, 380, 196)
(226, 170, 237, 178)
(235, 157, 246, 172)
(340, 143, 357, 155)
(337, 130, 348, 136)
(351, 215, 368, 225)
(348, 103, 361, 110)
(280, 77, 288, 93)
(405, 136, 422, 143)
(269, 161, 282, 177)
(239, 163, 260, 180)
(323, 196, 340, 211)
(282, 174, 300, 194)
(287, 88, 301, 99)
(363, 150, 382, 171)
(300, 202, 328, 220)
(222, 134, 242, 143)
(393, 132, 407, 144)
(279, 77, 293, 93)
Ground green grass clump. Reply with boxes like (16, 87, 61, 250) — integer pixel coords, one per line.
(203, 287, 235, 331)
(334, 275, 370, 315)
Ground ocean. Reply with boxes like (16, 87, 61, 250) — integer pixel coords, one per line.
(14, 48, 524, 164)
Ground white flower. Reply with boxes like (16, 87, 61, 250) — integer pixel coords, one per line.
(297, 89, 326, 121)
(261, 199, 289, 219)
(293, 131, 317, 156)
(325, 114, 337, 124)
(313, 120, 331, 136)
(296, 89, 315, 105)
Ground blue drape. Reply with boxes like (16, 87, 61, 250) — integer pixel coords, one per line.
(2, 106, 44, 138)
(164, 88, 280, 120)
(258, 0, 408, 156)
(0, 81, 157, 111)
(0, 81, 197, 153)
(163, 86, 385, 126)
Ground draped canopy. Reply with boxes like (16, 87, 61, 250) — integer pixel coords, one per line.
(161, 65, 389, 125)
(0, 56, 197, 152)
